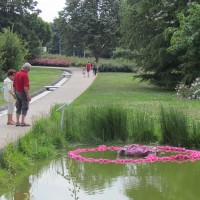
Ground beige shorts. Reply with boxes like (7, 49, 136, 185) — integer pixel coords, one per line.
(7, 102, 15, 114)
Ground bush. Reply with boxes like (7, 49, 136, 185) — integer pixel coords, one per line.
(113, 48, 134, 59)
(0, 28, 28, 73)
(98, 59, 136, 72)
(176, 77, 200, 100)
(29, 57, 72, 67)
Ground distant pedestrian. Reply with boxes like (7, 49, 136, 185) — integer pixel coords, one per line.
(13, 62, 31, 127)
(3, 69, 16, 125)
(86, 61, 91, 77)
(82, 67, 86, 78)
(92, 61, 97, 76)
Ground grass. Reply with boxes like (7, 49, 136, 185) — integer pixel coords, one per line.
(72, 73, 200, 122)
(0, 67, 63, 106)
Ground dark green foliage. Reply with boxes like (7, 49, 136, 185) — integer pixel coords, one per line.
(160, 106, 190, 147)
(168, 2, 200, 85)
(0, 0, 52, 59)
(120, 0, 200, 88)
(0, 28, 27, 73)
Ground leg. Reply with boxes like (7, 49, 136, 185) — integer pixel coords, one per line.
(15, 92, 22, 125)
(7, 102, 15, 125)
(21, 93, 29, 125)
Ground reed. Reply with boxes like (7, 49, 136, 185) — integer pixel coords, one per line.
(190, 121, 200, 148)
(128, 110, 157, 143)
(160, 106, 190, 147)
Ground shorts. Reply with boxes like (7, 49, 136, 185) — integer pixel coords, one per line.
(16, 92, 29, 116)
(7, 101, 15, 114)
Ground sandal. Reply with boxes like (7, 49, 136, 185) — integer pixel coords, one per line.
(7, 122, 15, 125)
(16, 123, 21, 126)
(20, 123, 31, 127)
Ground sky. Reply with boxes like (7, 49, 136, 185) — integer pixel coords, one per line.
(36, 0, 66, 22)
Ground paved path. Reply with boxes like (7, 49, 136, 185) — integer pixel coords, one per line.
(0, 67, 96, 150)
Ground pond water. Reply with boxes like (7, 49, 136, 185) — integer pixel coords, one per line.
(0, 146, 200, 200)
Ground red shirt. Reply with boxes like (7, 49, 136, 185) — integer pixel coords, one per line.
(86, 63, 91, 70)
(14, 70, 30, 92)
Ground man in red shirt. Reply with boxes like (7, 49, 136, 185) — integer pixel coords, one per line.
(14, 62, 31, 126)
(86, 61, 91, 77)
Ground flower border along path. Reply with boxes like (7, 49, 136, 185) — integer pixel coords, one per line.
(67, 145, 200, 164)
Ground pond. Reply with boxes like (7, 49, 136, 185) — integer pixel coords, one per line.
(0, 146, 200, 200)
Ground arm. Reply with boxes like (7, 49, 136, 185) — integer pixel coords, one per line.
(9, 89, 16, 99)
(24, 86, 31, 101)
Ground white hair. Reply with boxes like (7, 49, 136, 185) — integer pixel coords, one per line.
(22, 62, 31, 70)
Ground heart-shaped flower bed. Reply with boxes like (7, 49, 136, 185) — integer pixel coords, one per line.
(67, 145, 200, 164)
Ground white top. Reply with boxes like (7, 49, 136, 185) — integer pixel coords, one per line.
(3, 77, 15, 102)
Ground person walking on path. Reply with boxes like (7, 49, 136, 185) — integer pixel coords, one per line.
(3, 69, 16, 125)
(82, 66, 86, 78)
(13, 62, 31, 127)
(86, 61, 91, 77)
(92, 61, 98, 76)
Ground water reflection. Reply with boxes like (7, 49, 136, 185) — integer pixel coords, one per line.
(0, 147, 200, 200)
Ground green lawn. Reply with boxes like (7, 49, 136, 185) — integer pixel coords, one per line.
(72, 72, 200, 122)
(0, 67, 63, 106)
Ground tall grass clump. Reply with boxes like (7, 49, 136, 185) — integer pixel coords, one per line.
(62, 106, 83, 142)
(160, 106, 190, 147)
(190, 121, 200, 148)
(85, 105, 128, 142)
(62, 105, 128, 143)
(0, 144, 32, 174)
(128, 110, 157, 143)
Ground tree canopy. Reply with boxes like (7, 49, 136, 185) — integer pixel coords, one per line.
(120, 0, 200, 88)
(0, 0, 53, 59)
(57, 0, 121, 62)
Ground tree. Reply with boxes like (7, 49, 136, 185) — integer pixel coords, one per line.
(168, 2, 200, 84)
(0, 28, 28, 73)
(120, 0, 200, 88)
(57, 0, 121, 62)
(15, 15, 53, 58)
(0, 0, 52, 59)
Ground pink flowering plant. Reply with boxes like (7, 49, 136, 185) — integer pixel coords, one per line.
(29, 58, 73, 67)
(67, 145, 200, 164)
(176, 77, 200, 100)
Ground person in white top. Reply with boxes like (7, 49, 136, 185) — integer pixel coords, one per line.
(3, 69, 16, 125)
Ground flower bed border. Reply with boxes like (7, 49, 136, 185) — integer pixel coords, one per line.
(67, 145, 200, 164)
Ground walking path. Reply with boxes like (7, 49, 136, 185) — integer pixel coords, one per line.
(0, 67, 96, 150)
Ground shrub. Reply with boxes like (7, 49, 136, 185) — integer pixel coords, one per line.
(113, 48, 134, 59)
(0, 28, 28, 73)
(29, 57, 72, 67)
(176, 77, 200, 100)
(98, 59, 136, 73)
